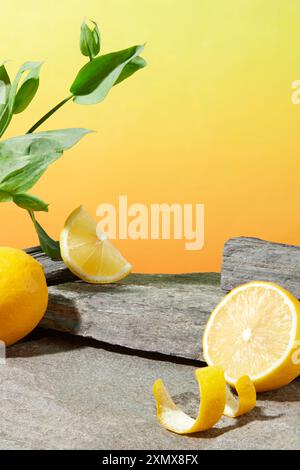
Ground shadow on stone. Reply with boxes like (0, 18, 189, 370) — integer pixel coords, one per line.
(7, 296, 83, 358)
(192, 406, 282, 439)
(168, 390, 283, 440)
(7, 332, 84, 358)
(256, 380, 300, 403)
(41, 296, 82, 335)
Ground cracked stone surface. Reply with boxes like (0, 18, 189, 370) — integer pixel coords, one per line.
(41, 273, 223, 361)
(0, 334, 299, 450)
(221, 237, 300, 298)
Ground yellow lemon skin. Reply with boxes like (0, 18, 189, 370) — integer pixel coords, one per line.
(0, 247, 48, 346)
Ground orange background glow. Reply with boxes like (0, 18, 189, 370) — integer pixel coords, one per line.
(1, 0, 300, 273)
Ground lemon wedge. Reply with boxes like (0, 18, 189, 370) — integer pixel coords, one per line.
(152, 367, 256, 434)
(60, 206, 132, 284)
(203, 281, 300, 392)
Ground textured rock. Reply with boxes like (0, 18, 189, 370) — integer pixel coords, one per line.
(41, 273, 223, 361)
(221, 237, 300, 298)
(26, 245, 223, 360)
(2, 335, 300, 450)
(25, 246, 76, 285)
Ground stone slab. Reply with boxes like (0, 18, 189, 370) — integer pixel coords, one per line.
(40, 273, 223, 361)
(2, 335, 300, 450)
(221, 237, 300, 298)
(25, 246, 76, 285)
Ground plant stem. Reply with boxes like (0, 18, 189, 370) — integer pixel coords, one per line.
(25, 95, 73, 257)
(28, 210, 61, 259)
(27, 95, 73, 134)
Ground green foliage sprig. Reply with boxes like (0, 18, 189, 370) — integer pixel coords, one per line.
(0, 20, 146, 259)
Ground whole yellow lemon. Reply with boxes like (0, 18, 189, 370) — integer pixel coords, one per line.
(0, 247, 48, 346)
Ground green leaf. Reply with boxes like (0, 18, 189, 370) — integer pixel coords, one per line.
(0, 128, 91, 158)
(0, 140, 62, 193)
(0, 63, 10, 87)
(9, 62, 42, 113)
(0, 82, 7, 105)
(13, 193, 49, 212)
(0, 152, 31, 184)
(0, 62, 10, 106)
(0, 190, 12, 202)
(0, 128, 91, 193)
(80, 20, 100, 60)
(0, 62, 42, 138)
(29, 211, 61, 260)
(0, 62, 11, 106)
(114, 56, 147, 85)
(0, 63, 11, 136)
(0, 107, 10, 138)
(13, 62, 41, 114)
(26, 128, 92, 149)
(70, 44, 144, 105)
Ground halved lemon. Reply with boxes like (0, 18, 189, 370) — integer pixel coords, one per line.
(203, 282, 300, 392)
(60, 206, 132, 283)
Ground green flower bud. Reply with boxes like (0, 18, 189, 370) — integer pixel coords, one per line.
(80, 20, 100, 60)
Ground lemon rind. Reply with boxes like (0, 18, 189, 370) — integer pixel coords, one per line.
(152, 366, 226, 434)
(153, 367, 256, 434)
(224, 375, 256, 418)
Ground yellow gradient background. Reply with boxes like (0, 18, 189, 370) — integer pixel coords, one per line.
(1, 0, 300, 272)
